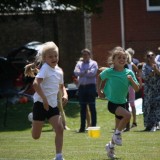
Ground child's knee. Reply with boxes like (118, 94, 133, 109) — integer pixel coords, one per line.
(124, 112, 131, 120)
(32, 135, 40, 140)
(55, 124, 64, 134)
(32, 132, 41, 140)
(127, 112, 131, 119)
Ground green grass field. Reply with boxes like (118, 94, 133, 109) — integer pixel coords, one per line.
(0, 98, 160, 160)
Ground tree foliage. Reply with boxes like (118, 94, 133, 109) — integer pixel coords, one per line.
(57, 0, 104, 13)
(0, 0, 104, 14)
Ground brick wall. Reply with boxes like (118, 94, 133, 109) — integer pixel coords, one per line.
(124, 0, 160, 62)
(91, 0, 160, 67)
(91, 0, 122, 67)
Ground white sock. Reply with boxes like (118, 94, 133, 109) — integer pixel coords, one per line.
(56, 153, 62, 158)
(115, 129, 121, 134)
(110, 141, 115, 148)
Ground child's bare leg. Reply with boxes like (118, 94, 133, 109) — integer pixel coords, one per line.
(86, 106, 91, 128)
(49, 115, 64, 154)
(129, 87, 137, 126)
(61, 111, 66, 128)
(131, 105, 136, 124)
(115, 107, 131, 131)
(111, 107, 131, 146)
(32, 121, 44, 139)
(115, 118, 120, 129)
(111, 118, 121, 144)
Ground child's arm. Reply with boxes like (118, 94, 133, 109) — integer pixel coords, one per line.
(33, 77, 49, 111)
(137, 76, 143, 89)
(132, 63, 139, 76)
(97, 74, 105, 99)
(57, 88, 63, 112)
(61, 84, 68, 106)
(127, 75, 139, 92)
(58, 85, 67, 128)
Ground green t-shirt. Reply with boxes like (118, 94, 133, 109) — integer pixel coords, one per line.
(100, 67, 138, 104)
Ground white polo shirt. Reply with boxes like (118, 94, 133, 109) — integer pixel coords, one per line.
(33, 63, 64, 108)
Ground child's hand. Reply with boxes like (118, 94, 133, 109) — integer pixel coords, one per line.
(62, 96, 68, 106)
(127, 75, 133, 81)
(43, 97, 49, 111)
(98, 90, 105, 99)
(127, 75, 140, 92)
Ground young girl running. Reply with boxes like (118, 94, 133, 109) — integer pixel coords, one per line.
(97, 46, 139, 159)
(32, 41, 66, 160)
(24, 43, 69, 130)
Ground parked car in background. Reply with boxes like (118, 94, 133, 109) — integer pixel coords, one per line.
(0, 41, 43, 97)
(7, 41, 42, 69)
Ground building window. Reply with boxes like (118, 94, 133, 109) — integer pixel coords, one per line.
(146, 0, 160, 11)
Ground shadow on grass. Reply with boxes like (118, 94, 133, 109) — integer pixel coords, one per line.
(133, 129, 157, 132)
(0, 100, 33, 132)
(64, 98, 80, 118)
(91, 158, 122, 160)
(0, 98, 80, 132)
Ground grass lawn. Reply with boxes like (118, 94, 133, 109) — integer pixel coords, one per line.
(0, 98, 160, 160)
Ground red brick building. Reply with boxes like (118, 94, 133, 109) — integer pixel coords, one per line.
(91, 0, 160, 67)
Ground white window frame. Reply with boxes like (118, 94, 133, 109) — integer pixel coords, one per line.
(146, 0, 160, 11)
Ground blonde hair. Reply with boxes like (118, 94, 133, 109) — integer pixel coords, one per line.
(126, 48, 135, 56)
(24, 41, 58, 77)
(125, 50, 132, 64)
(24, 63, 39, 77)
(36, 41, 59, 63)
(108, 46, 128, 65)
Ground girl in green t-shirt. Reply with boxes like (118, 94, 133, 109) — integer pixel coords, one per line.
(97, 46, 139, 159)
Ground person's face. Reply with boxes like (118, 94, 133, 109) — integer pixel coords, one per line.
(44, 50, 59, 68)
(82, 51, 90, 61)
(147, 52, 155, 62)
(113, 52, 127, 67)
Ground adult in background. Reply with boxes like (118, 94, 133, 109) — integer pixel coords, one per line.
(74, 48, 98, 132)
(125, 49, 139, 129)
(155, 46, 160, 65)
(142, 51, 160, 132)
(126, 48, 139, 66)
(126, 48, 142, 101)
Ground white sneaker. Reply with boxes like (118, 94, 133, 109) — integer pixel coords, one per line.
(150, 126, 156, 132)
(112, 133, 122, 146)
(106, 142, 115, 159)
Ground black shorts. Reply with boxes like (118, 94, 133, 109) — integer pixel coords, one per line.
(108, 101, 129, 120)
(33, 101, 60, 121)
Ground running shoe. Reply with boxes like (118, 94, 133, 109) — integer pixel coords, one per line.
(106, 142, 115, 159)
(112, 133, 122, 146)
